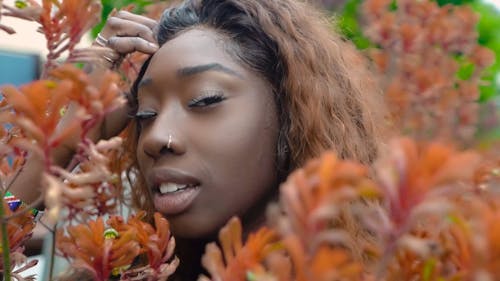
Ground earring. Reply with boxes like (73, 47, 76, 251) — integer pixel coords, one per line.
(167, 134, 173, 150)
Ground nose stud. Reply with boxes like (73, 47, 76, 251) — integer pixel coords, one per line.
(167, 134, 173, 150)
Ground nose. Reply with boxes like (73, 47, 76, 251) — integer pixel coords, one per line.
(141, 110, 186, 160)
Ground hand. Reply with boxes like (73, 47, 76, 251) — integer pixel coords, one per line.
(58, 11, 160, 157)
(83, 11, 160, 140)
(93, 10, 159, 68)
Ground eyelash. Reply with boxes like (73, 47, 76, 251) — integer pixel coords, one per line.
(187, 91, 226, 108)
(134, 111, 157, 124)
(135, 92, 226, 124)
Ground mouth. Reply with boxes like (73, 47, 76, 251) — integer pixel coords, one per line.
(158, 182, 199, 194)
(149, 169, 202, 215)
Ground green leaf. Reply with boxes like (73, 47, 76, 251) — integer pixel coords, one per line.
(456, 61, 475, 80)
(422, 258, 437, 281)
(337, 0, 373, 49)
(14, 0, 27, 9)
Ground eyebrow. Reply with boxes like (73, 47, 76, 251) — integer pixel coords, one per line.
(177, 63, 242, 78)
(137, 63, 242, 90)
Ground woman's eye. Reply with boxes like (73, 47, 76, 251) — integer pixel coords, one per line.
(188, 93, 226, 108)
(135, 111, 157, 122)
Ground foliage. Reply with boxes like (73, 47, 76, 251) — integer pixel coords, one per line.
(198, 139, 500, 280)
(1, 0, 500, 280)
(57, 212, 177, 280)
(0, 1, 176, 280)
(337, 0, 500, 102)
(362, 0, 495, 144)
(1, 0, 101, 75)
(470, 1, 500, 101)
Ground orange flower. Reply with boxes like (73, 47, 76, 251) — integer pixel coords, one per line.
(375, 137, 481, 229)
(1, 79, 75, 154)
(108, 212, 179, 279)
(53, 137, 126, 222)
(37, 0, 101, 72)
(279, 235, 367, 281)
(1, 64, 124, 167)
(470, 202, 500, 277)
(200, 217, 279, 281)
(50, 64, 125, 119)
(371, 138, 482, 279)
(57, 217, 141, 281)
(267, 152, 376, 281)
(310, 246, 364, 281)
(278, 152, 377, 247)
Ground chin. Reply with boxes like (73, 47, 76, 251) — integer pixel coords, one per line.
(166, 212, 225, 240)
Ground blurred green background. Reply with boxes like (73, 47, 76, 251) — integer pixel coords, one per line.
(335, 0, 500, 140)
(336, 0, 500, 102)
(337, 0, 500, 102)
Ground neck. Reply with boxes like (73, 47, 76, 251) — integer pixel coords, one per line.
(171, 237, 209, 281)
(170, 185, 280, 280)
(241, 184, 280, 238)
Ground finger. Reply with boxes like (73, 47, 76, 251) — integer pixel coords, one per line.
(103, 17, 156, 43)
(114, 10, 157, 30)
(71, 47, 114, 61)
(70, 47, 123, 69)
(107, 36, 159, 54)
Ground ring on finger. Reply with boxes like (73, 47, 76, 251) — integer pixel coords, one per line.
(102, 49, 124, 68)
(102, 54, 115, 64)
(95, 33, 109, 47)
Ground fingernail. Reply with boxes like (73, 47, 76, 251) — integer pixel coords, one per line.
(149, 42, 159, 49)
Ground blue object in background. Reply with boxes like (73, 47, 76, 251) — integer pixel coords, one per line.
(0, 50, 39, 166)
(0, 49, 40, 87)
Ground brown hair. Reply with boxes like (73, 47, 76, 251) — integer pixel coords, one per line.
(127, 0, 386, 213)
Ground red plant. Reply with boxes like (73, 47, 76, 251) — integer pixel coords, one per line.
(373, 137, 481, 231)
(108, 212, 179, 280)
(51, 137, 126, 222)
(363, 0, 495, 144)
(275, 152, 379, 261)
(1, 64, 125, 224)
(57, 217, 141, 281)
(57, 212, 178, 281)
(1, 78, 78, 168)
(200, 217, 279, 281)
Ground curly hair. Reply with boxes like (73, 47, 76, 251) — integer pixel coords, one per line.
(127, 0, 386, 214)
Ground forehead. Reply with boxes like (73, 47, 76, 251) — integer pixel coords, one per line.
(146, 28, 243, 76)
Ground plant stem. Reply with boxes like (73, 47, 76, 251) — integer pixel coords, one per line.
(48, 226, 56, 281)
(0, 195, 11, 281)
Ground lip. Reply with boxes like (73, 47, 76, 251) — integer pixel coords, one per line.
(148, 168, 202, 215)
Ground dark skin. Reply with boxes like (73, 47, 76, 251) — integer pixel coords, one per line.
(136, 28, 279, 238)
(137, 28, 280, 280)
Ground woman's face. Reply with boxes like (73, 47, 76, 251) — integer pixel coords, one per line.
(135, 28, 279, 238)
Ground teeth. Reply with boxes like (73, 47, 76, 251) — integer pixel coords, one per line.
(159, 183, 188, 194)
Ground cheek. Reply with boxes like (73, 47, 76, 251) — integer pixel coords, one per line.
(195, 97, 279, 210)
